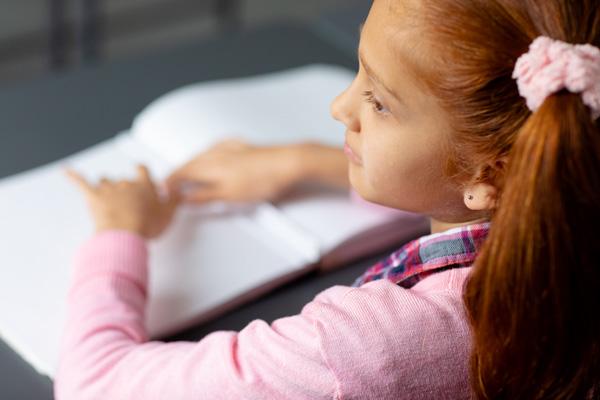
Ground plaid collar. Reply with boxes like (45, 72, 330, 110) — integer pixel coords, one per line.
(352, 222, 490, 288)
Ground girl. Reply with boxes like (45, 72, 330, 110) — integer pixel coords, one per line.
(57, 0, 600, 399)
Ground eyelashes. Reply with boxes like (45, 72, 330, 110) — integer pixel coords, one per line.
(362, 90, 390, 115)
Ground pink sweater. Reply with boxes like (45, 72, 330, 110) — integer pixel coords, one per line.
(54, 231, 473, 399)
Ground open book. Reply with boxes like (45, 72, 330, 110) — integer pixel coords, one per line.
(0, 64, 428, 378)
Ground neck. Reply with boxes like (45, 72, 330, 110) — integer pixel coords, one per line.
(429, 217, 489, 234)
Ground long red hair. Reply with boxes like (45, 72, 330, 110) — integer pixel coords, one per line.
(414, 0, 600, 397)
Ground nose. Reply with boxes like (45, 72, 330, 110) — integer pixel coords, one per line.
(330, 80, 361, 132)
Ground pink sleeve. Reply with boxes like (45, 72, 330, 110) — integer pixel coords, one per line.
(53, 231, 339, 400)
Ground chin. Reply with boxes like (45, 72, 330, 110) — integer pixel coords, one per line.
(350, 173, 421, 212)
(349, 173, 384, 206)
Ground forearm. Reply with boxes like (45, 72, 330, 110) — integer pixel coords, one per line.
(287, 142, 350, 189)
(55, 231, 227, 399)
(55, 231, 338, 399)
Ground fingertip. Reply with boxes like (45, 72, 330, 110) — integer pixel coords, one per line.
(63, 168, 92, 192)
(137, 164, 153, 182)
(64, 167, 81, 182)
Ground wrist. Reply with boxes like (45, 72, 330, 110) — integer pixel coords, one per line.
(285, 142, 321, 183)
(95, 221, 147, 238)
(278, 143, 313, 185)
(286, 142, 350, 188)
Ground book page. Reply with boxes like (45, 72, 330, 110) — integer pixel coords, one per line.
(146, 203, 318, 339)
(273, 184, 429, 268)
(130, 64, 355, 166)
(0, 137, 315, 378)
(273, 184, 407, 254)
(113, 131, 174, 180)
(0, 139, 138, 378)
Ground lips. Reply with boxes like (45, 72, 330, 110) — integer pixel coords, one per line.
(343, 141, 363, 165)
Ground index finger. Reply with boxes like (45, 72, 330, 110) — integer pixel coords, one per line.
(137, 164, 154, 187)
(63, 168, 94, 195)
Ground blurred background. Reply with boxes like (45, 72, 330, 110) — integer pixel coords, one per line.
(0, 0, 369, 87)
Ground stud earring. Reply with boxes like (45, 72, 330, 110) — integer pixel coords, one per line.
(467, 194, 474, 201)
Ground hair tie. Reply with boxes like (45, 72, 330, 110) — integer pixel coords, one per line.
(512, 36, 600, 120)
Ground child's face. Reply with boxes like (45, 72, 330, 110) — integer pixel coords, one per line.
(331, 0, 474, 223)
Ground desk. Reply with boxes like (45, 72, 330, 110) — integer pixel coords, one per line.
(0, 23, 392, 399)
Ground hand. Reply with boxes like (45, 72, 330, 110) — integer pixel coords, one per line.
(65, 165, 181, 239)
(165, 139, 302, 204)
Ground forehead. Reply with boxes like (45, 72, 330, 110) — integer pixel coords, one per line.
(360, 0, 427, 93)
(363, 0, 422, 61)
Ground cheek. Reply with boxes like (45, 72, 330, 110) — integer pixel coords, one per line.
(356, 125, 451, 211)
(366, 141, 421, 196)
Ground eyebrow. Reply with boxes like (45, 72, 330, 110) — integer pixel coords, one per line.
(357, 24, 404, 104)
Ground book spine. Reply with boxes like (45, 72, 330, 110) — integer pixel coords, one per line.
(113, 132, 174, 181)
(251, 203, 322, 264)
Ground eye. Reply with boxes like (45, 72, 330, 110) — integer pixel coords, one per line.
(362, 90, 390, 115)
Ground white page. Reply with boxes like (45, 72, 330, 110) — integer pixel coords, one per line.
(146, 203, 317, 338)
(0, 138, 313, 378)
(275, 185, 424, 255)
(131, 64, 354, 165)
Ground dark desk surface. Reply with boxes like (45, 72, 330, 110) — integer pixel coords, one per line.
(0, 23, 392, 399)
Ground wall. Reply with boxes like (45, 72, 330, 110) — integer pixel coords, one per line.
(0, 0, 352, 86)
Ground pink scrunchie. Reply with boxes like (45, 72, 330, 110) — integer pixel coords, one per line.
(512, 36, 600, 119)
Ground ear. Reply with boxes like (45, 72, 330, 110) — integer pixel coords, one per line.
(462, 159, 506, 211)
(463, 183, 498, 211)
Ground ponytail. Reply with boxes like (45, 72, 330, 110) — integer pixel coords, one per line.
(464, 93, 600, 398)
(414, 0, 600, 396)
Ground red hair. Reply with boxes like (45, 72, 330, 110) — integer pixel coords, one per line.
(413, 0, 600, 397)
